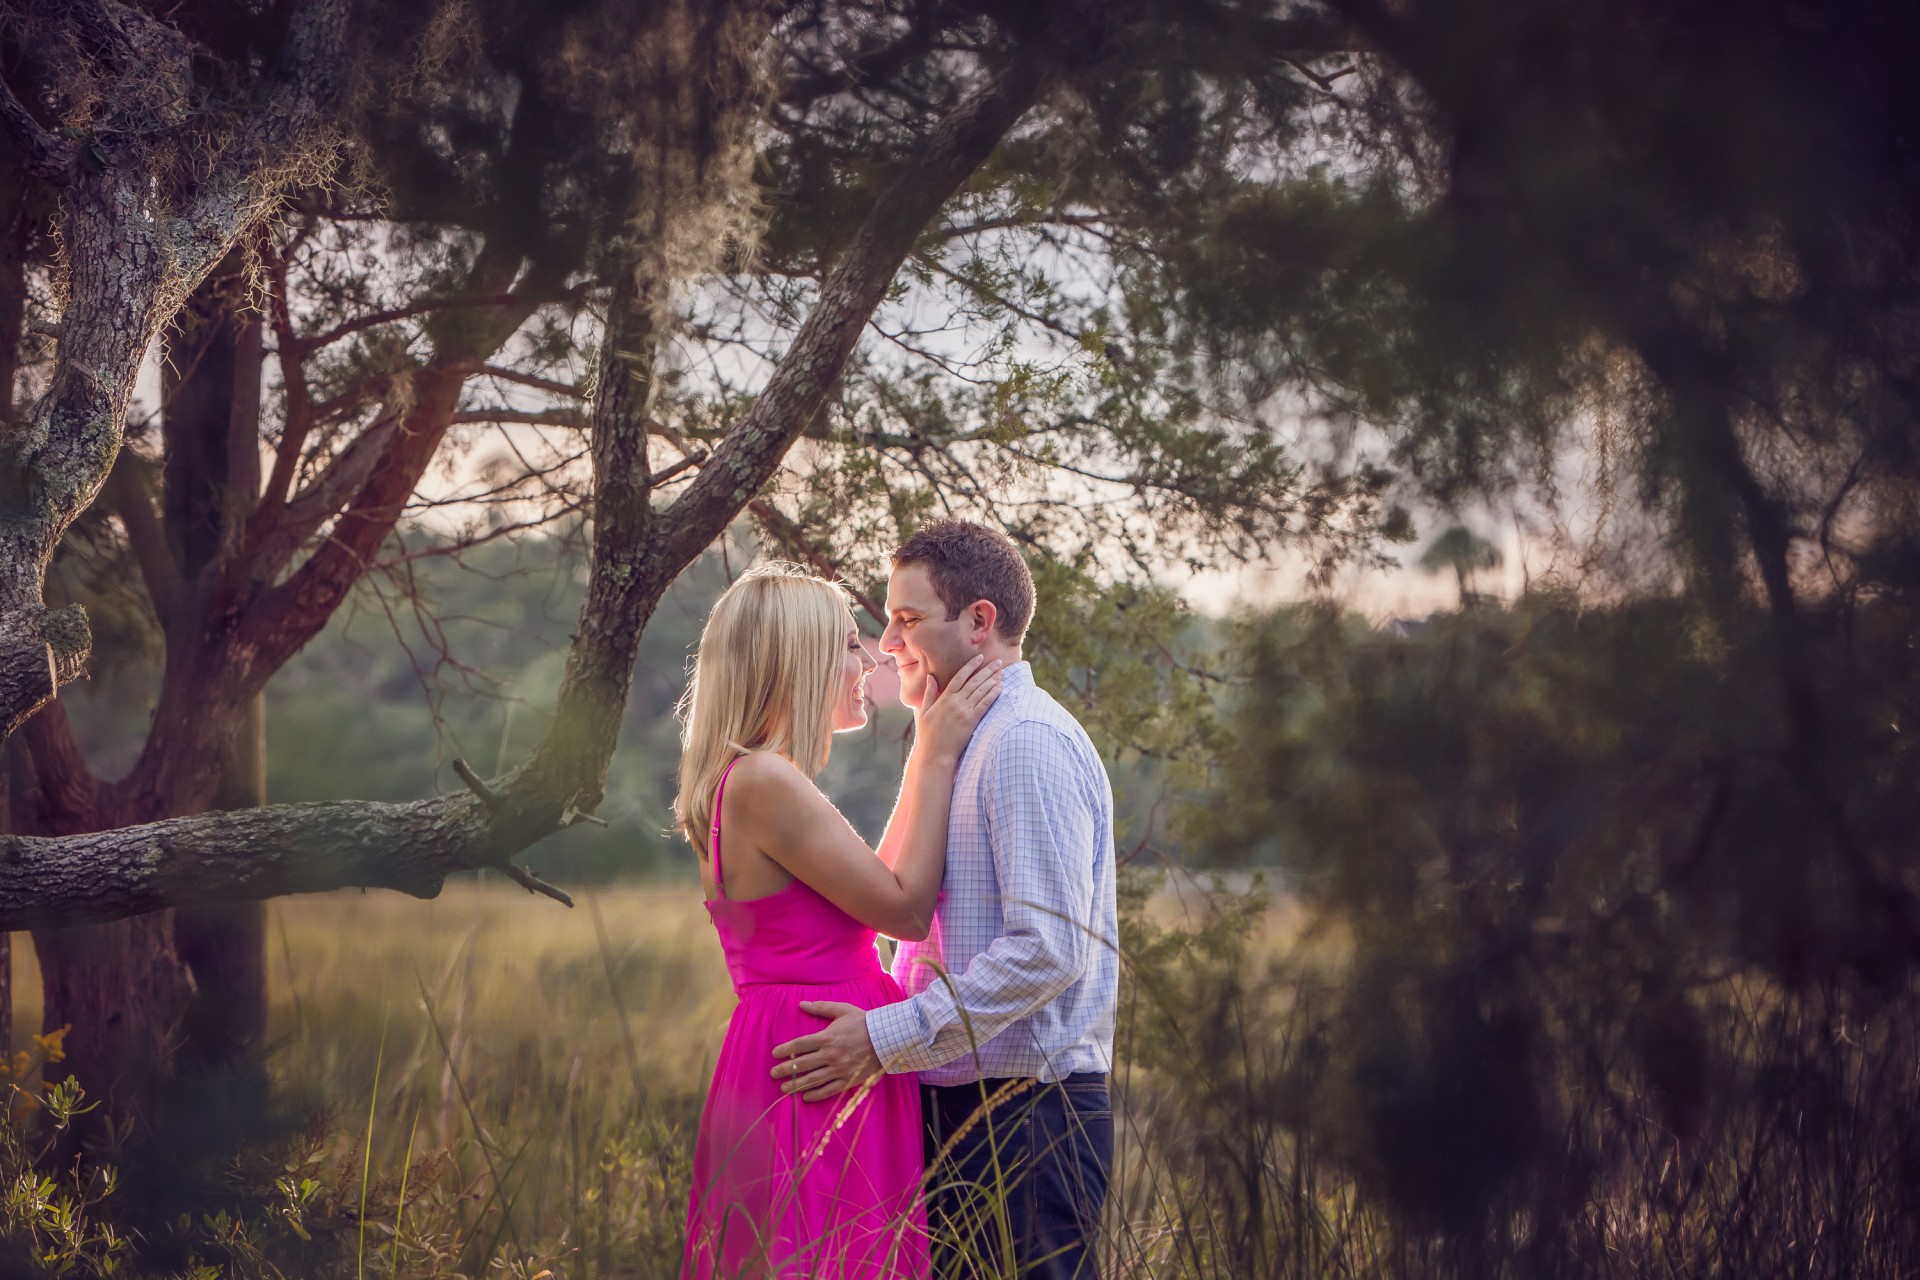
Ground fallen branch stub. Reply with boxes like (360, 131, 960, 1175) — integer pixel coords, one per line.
(650, 449, 708, 486)
(452, 757, 578, 906)
(451, 758, 505, 811)
(0, 604, 92, 742)
(0, 639, 56, 739)
(500, 863, 575, 908)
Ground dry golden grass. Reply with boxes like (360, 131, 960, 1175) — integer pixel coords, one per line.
(3, 876, 1311, 1277)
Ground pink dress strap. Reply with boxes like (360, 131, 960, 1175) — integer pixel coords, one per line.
(710, 754, 745, 898)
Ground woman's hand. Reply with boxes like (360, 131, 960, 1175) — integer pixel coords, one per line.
(916, 655, 1005, 766)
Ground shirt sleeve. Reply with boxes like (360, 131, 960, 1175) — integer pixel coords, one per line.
(865, 721, 1099, 1075)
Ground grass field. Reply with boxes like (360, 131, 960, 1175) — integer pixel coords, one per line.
(260, 880, 739, 1277)
(7, 877, 1295, 1278)
(12, 877, 1917, 1278)
(12, 882, 747, 1276)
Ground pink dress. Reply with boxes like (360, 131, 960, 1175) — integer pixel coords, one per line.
(682, 757, 931, 1279)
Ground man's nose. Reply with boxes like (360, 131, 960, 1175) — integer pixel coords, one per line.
(879, 621, 903, 653)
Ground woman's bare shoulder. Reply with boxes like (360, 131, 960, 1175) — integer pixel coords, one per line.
(726, 750, 816, 810)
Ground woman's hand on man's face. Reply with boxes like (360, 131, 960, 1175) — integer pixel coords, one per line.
(916, 655, 1004, 765)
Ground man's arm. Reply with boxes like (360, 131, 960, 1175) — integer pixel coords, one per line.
(865, 721, 1099, 1074)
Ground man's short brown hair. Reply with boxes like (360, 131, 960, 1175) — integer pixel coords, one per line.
(892, 520, 1035, 644)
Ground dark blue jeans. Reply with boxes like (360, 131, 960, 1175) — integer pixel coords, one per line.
(922, 1074, 1112, 1280)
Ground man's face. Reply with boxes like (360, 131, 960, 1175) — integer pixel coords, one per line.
(881, 563, 976, 711)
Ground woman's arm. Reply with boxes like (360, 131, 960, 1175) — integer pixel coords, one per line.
(874, 750, 920, 871)
(736, 657, 1002, 940)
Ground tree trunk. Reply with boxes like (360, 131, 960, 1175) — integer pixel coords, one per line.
(34, 258, 271, 1092)
(1, 745, 11, 1055)
(165, 260, 269, 1067)
(0, 932, 9, 1056)
(32, 915, 194, 1105)
(173, 697, 268, 1067)
(0, 145, 27, 428)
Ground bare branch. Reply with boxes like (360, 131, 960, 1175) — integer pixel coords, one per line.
(499, 863, 575, 908)
(748, 497, 886, 628)
(257, 234, 316, 514)
(101, 449, 182, 612)
(448, 407, 588, 429)
(472, 364, 588, 400)
(451, 758, 504, 811)
(652, 449, 707, 486)
(292, 293, 574, 356)
(658, 52, 1054, 570)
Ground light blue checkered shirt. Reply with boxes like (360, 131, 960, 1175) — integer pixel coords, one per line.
(865, 662, 1118, 1085)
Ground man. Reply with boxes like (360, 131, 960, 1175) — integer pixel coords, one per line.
(771, 519, 1118, 1279)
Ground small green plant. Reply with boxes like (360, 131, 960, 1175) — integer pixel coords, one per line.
(2, 1041, 131, 1279)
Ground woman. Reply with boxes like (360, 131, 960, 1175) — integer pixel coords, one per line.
(675, 563, 1003, 1280)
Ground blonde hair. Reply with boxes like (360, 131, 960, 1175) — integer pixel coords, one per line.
(673, 563, 852, 861)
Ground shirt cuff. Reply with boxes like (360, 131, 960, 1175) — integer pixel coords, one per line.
(864, 999, 926, 1073)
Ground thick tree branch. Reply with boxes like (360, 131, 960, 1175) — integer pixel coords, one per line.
(15, 699, 101, 832)
(0, 71, 77, 184)
(0, 611, 89, 743)
(250, 405, 407, 577)
(0, 0, 352, 743)
(0, 796, 504, 930)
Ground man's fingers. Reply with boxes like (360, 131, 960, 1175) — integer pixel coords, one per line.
(769, 1051, 823, 1080)
(783, 1067, 839, 1095)
(949, 657, 1002, 706)
(801, 1079, 853, 1102)
(771, 1033, 825, 1058)
(798, 1000, 860, 1020)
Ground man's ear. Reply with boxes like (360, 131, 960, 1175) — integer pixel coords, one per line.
(966, 600, 999, 645)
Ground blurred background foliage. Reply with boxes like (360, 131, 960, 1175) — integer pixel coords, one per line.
(49, 523, 1224, 883)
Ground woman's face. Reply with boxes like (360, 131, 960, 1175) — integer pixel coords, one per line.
(831, 610, 880, 732)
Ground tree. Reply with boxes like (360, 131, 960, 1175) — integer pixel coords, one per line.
(1156, 0, 1920, 1266)
(1416, 523, 1500, 609)
(1, 0, 1374, 1099)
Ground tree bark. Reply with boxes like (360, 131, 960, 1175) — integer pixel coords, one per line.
(32, 915, 192, 1103)
(0, 143, 29, 429)
(0, 0, 350, 742)
(166, 261, 269, 1067)
(1, 743, 11, 1055)
(173, 698, 269, 1067)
